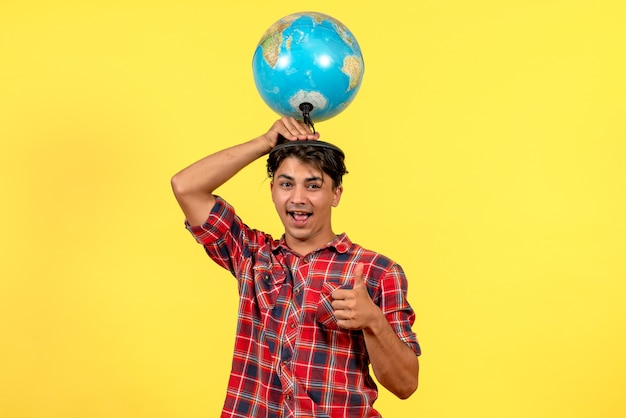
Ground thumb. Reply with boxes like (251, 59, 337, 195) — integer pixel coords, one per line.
(351, 263, 366, 289)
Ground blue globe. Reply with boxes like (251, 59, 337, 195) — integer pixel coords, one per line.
(252, 12, 365, 122)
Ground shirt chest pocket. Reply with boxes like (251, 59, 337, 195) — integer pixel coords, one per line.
(253, 261, 286, 311)
(315, 280, 343, 330)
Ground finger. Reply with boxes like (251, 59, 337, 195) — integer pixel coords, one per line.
(274, 117, 299, 140)
(331, 288, 350, 301)
(295, 119, 321, 141)
(268, 119, 293, 142)
(331, 296, 351, 309)
(307, 131, 321, 140)
(290, 119, 321, 141)
(275, 117, 320, 142)
(351, 263, 365, 290)
(280, 117, 311, 139)
(332, 308, 350, 320)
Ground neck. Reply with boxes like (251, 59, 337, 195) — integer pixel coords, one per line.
(284, 231, 336, 256)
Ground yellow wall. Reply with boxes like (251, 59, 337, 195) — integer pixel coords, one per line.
(1, 1, 625, 417)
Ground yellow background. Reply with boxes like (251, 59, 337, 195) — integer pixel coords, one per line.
(1, 0, 625, 417)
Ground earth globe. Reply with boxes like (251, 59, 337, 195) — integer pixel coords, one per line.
(252, 12, 365, 128)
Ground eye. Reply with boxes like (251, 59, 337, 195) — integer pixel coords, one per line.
(280, 181, 292, 188)
(307, 183, 321, 190)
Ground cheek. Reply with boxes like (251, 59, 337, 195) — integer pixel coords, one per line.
(270, 185, 283, 205)
(272, 191, 286, 208)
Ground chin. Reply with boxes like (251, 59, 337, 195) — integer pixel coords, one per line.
(286, 229, 312, 241)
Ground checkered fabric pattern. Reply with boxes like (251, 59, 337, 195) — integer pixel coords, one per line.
(187, 196, 420, 417)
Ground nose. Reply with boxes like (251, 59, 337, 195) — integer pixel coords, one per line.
(290, 184, 307, 205)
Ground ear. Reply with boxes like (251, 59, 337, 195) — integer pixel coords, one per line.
(331, 185, 343, 207)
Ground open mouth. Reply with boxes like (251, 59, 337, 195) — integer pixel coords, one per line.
(288, 211, 312, 224)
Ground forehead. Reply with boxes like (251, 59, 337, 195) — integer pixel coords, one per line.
(275, 157, 325, 179)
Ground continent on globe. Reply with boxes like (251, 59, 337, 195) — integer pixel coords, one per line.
(259, 15, 299, 68)
(252, 11, 365, 122)
(342, 55, 363, 91)
(288, 90, 328, 113)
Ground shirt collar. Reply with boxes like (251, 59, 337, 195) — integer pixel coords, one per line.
(271, 232, 352, 254)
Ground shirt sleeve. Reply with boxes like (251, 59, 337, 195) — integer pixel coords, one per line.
(186, 196, 235, 245)
(185, 196, 263, 278)
(379, 264, 422, 356)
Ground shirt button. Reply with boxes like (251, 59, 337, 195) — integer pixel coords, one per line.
(285, 394, 292, 400)
(290, 323, 296, 329)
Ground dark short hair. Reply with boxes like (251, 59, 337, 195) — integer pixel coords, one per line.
(266, 141, 348, 189)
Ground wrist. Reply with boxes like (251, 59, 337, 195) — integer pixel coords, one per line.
(261, 134, 274, 153)
(363, 307, 387, 336)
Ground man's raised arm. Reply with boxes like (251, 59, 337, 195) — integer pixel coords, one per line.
(171, 117, 319, 226)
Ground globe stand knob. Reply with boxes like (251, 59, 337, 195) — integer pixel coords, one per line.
(299, 102, 315, 134)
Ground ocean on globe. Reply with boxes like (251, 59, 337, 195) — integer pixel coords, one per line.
(252, 12, 364, 122)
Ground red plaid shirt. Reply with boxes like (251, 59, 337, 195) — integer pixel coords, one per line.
(187, 197, 420, 417)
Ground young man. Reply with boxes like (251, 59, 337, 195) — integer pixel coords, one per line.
(171, 117, 420, 417)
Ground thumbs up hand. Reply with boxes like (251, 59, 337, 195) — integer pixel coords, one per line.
(331, 263, 381, 330)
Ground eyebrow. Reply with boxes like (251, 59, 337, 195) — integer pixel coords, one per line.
(276, 174, 324, 182)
